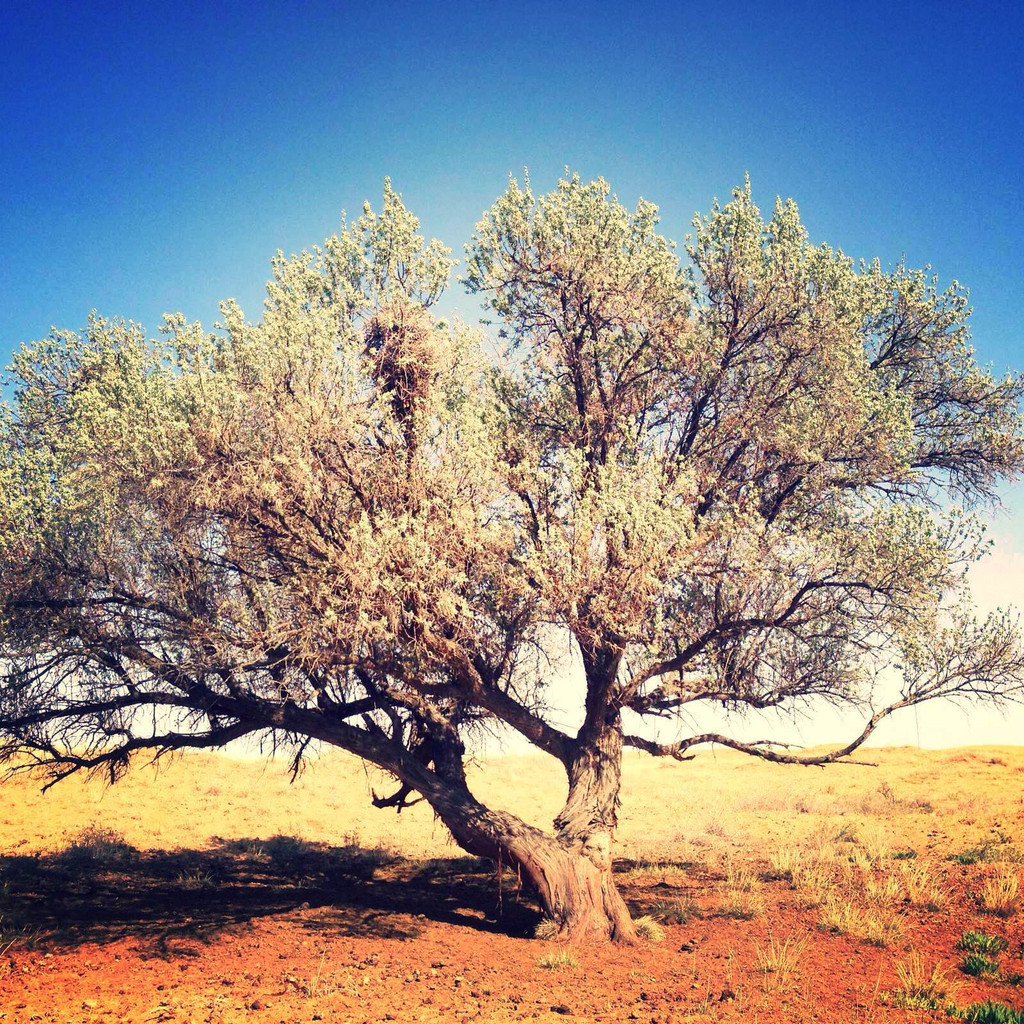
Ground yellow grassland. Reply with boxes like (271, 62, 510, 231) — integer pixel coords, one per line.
(1, 744, 1022, 866)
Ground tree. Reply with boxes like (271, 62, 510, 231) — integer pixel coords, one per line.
(2, 175, 1024, 943)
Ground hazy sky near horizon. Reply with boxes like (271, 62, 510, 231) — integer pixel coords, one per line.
(2, 0, 1022, 749)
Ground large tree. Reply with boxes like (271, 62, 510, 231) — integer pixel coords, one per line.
(2, 176, 1024, 942)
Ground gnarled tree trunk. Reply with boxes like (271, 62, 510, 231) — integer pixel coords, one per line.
(425, 780, 636, 943)
(346, 663, 637, 943)
(550, 703, 635, 941)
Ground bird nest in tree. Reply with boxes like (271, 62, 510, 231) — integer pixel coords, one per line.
(365, 300, 441, 423)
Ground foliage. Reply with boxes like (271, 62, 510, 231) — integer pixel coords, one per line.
(953, 1002, 1024, 1024)
(2, 173, 1024, 938)
(958, 932, 1009, 956)
(951, 842, 1022, 865)
(55, 826, 137, 868)
(961, 953, 1002, 978)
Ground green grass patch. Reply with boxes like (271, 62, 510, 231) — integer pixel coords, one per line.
(958, 932, 1009, 956)
(951, 1002, 1024, 1024)
(960, 953, 1001, 978)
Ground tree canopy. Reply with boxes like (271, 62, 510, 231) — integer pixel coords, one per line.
(2, 175, 1023, 941)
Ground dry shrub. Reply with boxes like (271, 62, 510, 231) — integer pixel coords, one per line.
(703, 815, 729, 839)
(55, 826, 138, 868)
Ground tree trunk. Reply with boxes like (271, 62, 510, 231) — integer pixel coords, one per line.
(422, 777, 636, 943)
(329, 682, 636, 942)
(516, 833, 636, 942)
(548, 695, 635, 941)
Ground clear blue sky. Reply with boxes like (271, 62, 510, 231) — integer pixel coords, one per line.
(2, 0, 1022, 369)
(2, 0, 1023, 745)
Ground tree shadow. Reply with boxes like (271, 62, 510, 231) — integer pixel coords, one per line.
(0, 835, 541, 956)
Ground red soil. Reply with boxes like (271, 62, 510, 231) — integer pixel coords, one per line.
(2, 849, 1022, 1024)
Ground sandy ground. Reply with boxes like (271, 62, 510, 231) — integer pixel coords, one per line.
(1, 745, 1023, 1022)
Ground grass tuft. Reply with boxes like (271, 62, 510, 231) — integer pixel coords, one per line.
(537, 950, 578, 971)
(961, 953, 1002, 978)
(818, 896, 903, 946)
(633, 915, 665, 942)
(755, 929, 806, 992)
(176, 868, 216, 890)
(980, 865, 1019, 917)
(953, 1001, 1024, 1024)
(958, 932, 1009, 956)
(884, 951, 958, 1011)
(651, 896, 700, 925)
(716, 891, 763, 920)
(898, 860, 950, 910)
(766, 846, 803, 882)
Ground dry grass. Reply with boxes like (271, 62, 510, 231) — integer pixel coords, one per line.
(755, 929, 807, 992)
(651, 895, 701, 924)
(898, 860, 951, 910)
(724, 856, 758, 891)
(537, 949, 578, 970)
(2, 744, 1024, 966)
(861, 908, 905, 947)
(633, 914, 666, 942)
(766, 846, 803, 882)
(818, 895, 905, 946)
(3, 744, 1024, 1024)
(979, 865, 1020, 917)
(886, 951, 959, 1010)
(864, 871, 903, 906)
(717, 891, 764, 920)
(4, 745, 1023, 869)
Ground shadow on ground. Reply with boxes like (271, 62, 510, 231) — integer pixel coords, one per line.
(0, 834, 541, 954)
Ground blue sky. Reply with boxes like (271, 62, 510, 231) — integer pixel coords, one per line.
(2, 0, 1023, 746)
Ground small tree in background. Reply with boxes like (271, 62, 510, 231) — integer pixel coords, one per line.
(2, 176, 1023, 942)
